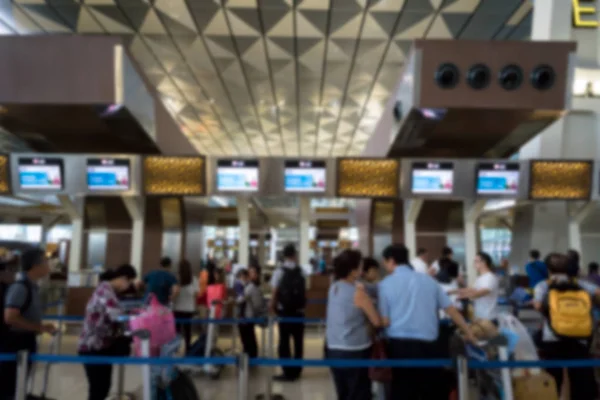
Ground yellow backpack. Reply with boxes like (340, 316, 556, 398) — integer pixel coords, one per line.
(544, 279, 593, 340)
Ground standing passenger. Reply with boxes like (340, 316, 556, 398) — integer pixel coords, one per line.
(269, 244, 306, 382)
(326, 250, 381, 400)
(411, 248, 430, 274)
(173, 260, 198, 353)
(143, 257, 180, 306)
(0, 249, 55, 400)
(458, 252, 499, 322)
(361, 257, 380, 301)
(236, 268, 265, 358)
(430, 246, 453, 276)
(378, 244, 476, 399)
(78, 265, 138, 400)
(525, 249, 548, 288)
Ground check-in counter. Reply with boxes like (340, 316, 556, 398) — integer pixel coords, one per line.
(306, 275, 330, 319)
(65, 269, 100, 317)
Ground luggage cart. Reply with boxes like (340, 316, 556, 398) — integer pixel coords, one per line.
(465, 335, 513, 400)
(26, 333, 60, 400)
(182, 299, 232, 379)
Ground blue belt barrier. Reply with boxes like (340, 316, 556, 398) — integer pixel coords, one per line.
(42, 315, 326, 325)
(29, 354, 237, 366)
(8, 352, 600, 370)
(250, 358, 454, 368)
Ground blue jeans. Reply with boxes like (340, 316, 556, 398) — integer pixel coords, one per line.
(326, 347, 372, 400)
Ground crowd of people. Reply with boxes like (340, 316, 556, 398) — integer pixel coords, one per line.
(2, 243, 600, 399)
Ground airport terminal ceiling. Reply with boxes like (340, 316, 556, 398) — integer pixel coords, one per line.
(0, 0, 533, 156)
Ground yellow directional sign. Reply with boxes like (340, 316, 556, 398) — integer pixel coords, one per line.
(573, 0, 599, 28)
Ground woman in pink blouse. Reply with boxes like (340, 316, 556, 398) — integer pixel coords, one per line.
(78, 264, 138, 400)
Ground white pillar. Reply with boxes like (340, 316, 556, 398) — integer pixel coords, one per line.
(531, 0, 572, 41)
(40, 215, 59, 251)
(123, 196, 146, 275)
(257, 231, 266, 267)
(299, 197, 311, 267)
(58, 195, 84, 273)
(403, 199, 423, 257)
(463, 200, 487, 286)
(237, 197, 250, 267)
(568, 202, 597, 253)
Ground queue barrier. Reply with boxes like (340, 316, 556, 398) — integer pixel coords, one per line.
(6, 351, 600, 400)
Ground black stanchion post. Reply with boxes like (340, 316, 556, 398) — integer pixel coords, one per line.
(15, 350, 29, 400)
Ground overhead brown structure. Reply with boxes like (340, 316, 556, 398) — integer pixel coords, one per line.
(387, 40, 577, 158)
(0, 36, 196, 155)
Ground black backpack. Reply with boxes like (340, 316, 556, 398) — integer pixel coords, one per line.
(277, 266, 306, 313)
(0, 280, 33, 333)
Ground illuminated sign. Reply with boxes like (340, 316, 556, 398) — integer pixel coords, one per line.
(573, 0, 599, 28)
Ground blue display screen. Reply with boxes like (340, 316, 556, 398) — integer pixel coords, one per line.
(411, 162, 454, 194)
(216, 160, 259, 192)
(477, 163, 520, 195)
(18, 158, 63, 190)
(87, 158, 130, 191)
(284, 160, 326, 192)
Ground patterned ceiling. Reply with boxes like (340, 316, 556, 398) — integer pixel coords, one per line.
(0, 0, 533, 157)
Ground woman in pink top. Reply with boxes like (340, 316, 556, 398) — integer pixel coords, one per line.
(78, 264, 138, 400)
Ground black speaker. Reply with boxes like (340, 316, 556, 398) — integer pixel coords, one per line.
(530, 65, 555, 91)
(435, 63, 459, 89)
(467, 64, 491, 90)
(498, 65, 523, 91)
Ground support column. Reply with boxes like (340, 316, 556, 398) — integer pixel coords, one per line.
(269, 227, 277, 265)
(257, 231, 266, 267)
(403, 199, 423, 256)
(40, 215, 60, 251)
(463, 200, 486, 286)
(59, 195, 84, 273)
(123, 196, 145, 275)
(299, 197, 311, 267)
(530, 0, 572, 41)
(237, 197, 250, 267)
(568, 202, 597, 253)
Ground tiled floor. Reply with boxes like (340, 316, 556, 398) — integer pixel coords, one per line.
(28, 328, 336, 400)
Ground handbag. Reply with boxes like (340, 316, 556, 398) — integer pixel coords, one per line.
(369, 335, 392, 382)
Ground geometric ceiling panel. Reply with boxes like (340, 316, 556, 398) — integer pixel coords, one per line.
(1, 0, 530, 156)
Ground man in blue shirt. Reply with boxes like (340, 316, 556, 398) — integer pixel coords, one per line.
(378, 244, 476, 399)
(143, 257, 179, 305)
(526, 249, 548, 288)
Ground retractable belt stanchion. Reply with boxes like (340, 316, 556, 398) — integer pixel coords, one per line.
(237, 353, 249, 400)
(134, 330, 152, 400)
(231, 303, 239, 353)
(15, 350, 29, 400)
(256, 316, 285, 400)
(56, 302, 65, 354)
(457, 355, 469, 400)
(498, 345, 514, 400)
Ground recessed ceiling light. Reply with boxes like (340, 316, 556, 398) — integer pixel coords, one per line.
(209, 98, 215, 104)
(278, 100, 285, 108)
(279, 223, 286, 228)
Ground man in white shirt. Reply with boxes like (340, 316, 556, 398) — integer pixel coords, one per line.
(410, 248, 429, 274)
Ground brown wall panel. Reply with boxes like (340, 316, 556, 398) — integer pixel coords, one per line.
(142, 197, 163, 275)
(0, 36, 117, 104)
(105, 232, 132, 269)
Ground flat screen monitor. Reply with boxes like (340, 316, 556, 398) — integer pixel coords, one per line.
(411, 162, 454, 194)
(284, 160, 326, 192)
(217, 160, 259, 192)
(18, 157, 64, 190)
(87, 158, 130, 191)
(476, 162, 520, 195)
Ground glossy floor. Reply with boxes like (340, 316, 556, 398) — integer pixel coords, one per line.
(29, 330, 336, 400)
